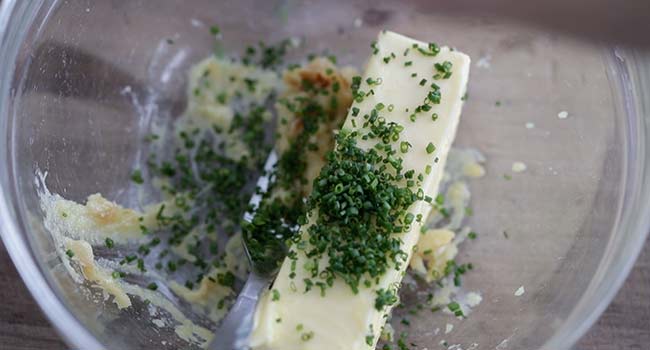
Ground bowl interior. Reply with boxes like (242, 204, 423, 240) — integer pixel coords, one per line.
(4, 0, 641, 349)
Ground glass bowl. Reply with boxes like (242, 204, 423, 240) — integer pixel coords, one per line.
(1, 1, 649, 349)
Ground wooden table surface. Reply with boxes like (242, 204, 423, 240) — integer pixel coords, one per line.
(0, 238, 648, 350)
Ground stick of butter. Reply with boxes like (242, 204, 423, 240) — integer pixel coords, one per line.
(249, 31, 470, 350)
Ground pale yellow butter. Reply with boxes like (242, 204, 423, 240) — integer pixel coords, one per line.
(249, 30, 470, 350)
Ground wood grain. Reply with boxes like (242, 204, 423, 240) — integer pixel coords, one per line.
(0, 241, 66, 350)
(576, 238, 650, 350)
(0, 238, 648, 349)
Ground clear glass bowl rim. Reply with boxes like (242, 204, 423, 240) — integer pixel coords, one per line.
(0, 1, 648, 349)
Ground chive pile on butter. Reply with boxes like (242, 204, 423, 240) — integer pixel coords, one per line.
(249, 31, 470, 350)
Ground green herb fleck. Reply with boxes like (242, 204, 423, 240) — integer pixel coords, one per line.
(131, 170, 144, 184)
(301, 331, 315, 341)
(448, 301, 464, 317)
(217, 271, 235, 288)
(271, 289, 281, 301)
(371, 41, 379, 55)
(400, 141, 411, 153)
(137, 258, 146, 272)
(413, 42, 440, 57)
(434, 60, 453, 79)
(216, 92, 228, 104)
(375, 288, 398, 311)
(426, 142, 436, 154)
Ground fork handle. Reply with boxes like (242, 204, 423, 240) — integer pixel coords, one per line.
(208, 272, 272, 350)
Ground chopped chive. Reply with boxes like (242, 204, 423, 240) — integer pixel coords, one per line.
(426, 142, 436, 154)
(131, 170, 144, 184)
(400, 141, 411, 153)
(434, 60, 453, 79)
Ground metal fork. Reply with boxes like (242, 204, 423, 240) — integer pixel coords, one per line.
(208, 151, 279, 350)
